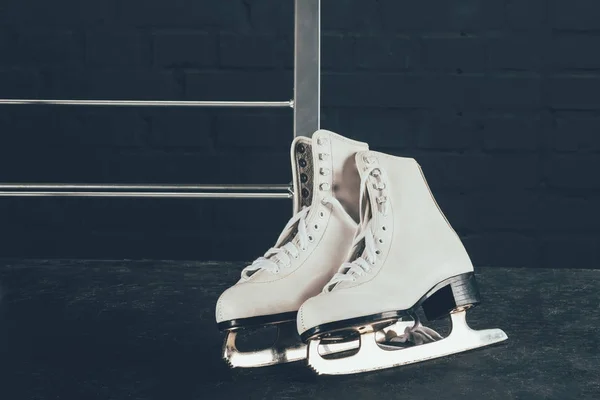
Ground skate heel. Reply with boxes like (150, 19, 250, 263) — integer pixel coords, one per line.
(421, 272, 481, 321)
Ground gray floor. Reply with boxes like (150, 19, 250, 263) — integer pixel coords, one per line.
(0, 260, 598, 400)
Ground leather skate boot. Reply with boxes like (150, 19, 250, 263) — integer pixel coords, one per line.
(298, 150, 508, 375)
(216, 130, 368, 368)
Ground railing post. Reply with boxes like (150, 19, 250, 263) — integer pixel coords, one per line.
(293, 0, 321, 138)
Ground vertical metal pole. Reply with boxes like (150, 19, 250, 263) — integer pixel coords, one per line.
(294, 0, 321, 138)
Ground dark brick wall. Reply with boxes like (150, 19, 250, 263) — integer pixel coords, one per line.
(0, 0, 598, 268)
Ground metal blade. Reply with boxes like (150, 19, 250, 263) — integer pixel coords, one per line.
(307, 311, 508, 375)
(223, 320, 417, 368)
(223, 322, 307, 368)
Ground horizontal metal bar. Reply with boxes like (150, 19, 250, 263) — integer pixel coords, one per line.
(0, 183, 292, 199)
(0, 183, 290, 191)
(0, 99, 293, 108)
(0, 191, 291, 199)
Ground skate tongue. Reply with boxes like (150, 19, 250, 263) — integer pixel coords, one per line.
(269, 242, 296, 266)
(323, 189, 378, 292)
(348, 199, 376, 270)
(241, 205, 311, 279)
(267, 205, 312, 267)
(324, 228, 375, 292)
(242, 241, 297, 278)
(349, 161, 389, 274)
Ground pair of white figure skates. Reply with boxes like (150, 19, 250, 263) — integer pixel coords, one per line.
(216, 130, 508, 375)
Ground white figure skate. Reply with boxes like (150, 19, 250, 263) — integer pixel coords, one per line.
(297, 150, 508, 375)
(216, 130, 369, 368)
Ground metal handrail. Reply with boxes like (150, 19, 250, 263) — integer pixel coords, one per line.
(0, 0, 320, 200)
(0, 184, 293, 199)
(0, 99, 293, 108)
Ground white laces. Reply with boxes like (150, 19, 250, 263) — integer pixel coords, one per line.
(324, 164, 387, 292)
(382, 318, 444, 347)
(324, 220, 377, 291)
(240, 196, 347, 280)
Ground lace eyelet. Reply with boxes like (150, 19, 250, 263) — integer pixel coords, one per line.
(314, 224, 320, 231)
(319, 183, 330, 191)
(375, 250, 381, 255)
(308, 235, 314, 242)
(319, 153, 330, 161)
(382, 226, 387, 231)
(319, 211, 325, 218)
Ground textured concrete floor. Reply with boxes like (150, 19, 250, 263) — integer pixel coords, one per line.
(0, 260, 598, 400)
